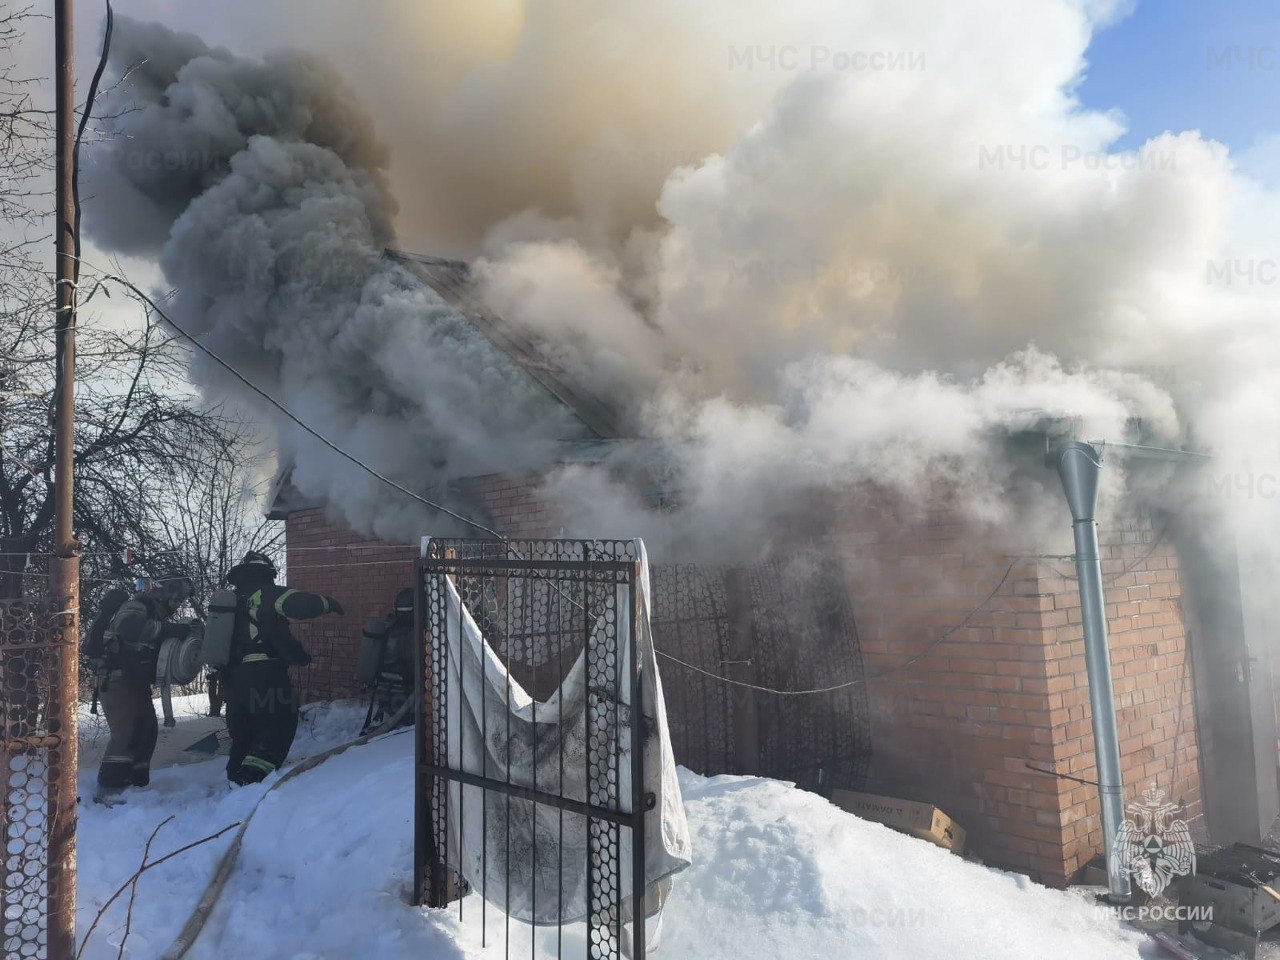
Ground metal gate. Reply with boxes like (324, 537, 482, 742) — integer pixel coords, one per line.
(1, 599, 74, 960)
(414, 538, 649, 960)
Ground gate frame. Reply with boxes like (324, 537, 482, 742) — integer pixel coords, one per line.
(1, 597, 73, 960)
(413, 539, 650, 960)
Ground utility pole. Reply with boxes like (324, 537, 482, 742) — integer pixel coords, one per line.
(49, 0, 80, 954)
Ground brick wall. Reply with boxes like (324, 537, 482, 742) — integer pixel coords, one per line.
(281, 475, 1203, 886)
(459, 472, 563, 539)
(828, 488, 1201, 885)
(283, 508, 416, 703)
(1040, 516, 1202, 880)
(282, 476, 560, 701)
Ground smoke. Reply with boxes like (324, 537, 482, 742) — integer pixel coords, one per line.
(86, 19, 588, 540)
(84, 5, 1280, 569)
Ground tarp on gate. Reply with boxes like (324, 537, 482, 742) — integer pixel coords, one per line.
(435, 540, 692, 926)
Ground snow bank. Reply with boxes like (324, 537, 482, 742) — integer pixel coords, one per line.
(647, 773, 1153, 960)
(77, 711, 1153, 959)
(76, 700, 377, 960)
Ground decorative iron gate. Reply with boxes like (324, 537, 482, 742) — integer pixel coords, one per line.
(414, 539, 650, 960)
(1, 599, 74, 960)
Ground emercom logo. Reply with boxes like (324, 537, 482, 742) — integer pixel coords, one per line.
(1111, 787, 1196, 897)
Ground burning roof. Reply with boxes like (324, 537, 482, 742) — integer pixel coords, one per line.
(386, 250, 629, 440)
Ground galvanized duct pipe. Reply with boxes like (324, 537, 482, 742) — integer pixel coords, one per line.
(1056, 441, 1132, 903)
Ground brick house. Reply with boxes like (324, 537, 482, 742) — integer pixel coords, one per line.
(266, 251, 1278, 886)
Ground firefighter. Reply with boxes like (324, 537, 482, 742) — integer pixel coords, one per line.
(361, 587, 416, 733)
(206, 667, 224, 717)
(95, 577, 196, 805)
(222, 550, 344, 785)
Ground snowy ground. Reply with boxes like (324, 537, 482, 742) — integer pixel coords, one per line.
(76, 698, 1158, 959)
(79, 693, 227, 772)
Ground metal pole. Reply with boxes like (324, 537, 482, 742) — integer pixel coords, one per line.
(1055, 442, 1131, 903)
(413, 558, 428, 905)
(630, 560, 646, 960)
(724, 567, 759, 776)
(48, 0, 81, 954)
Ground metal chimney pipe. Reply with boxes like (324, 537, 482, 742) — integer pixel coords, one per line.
(1056, 442, 1132, 903)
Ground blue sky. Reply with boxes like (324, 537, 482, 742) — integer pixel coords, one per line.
(1078, 0, 1280, 154)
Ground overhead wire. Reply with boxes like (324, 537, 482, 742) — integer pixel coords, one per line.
(654, 559, 1019, 696)
(281, 559, 416, 572)
(1042, 522, 1171, 586)
(64, 263, 1030, 697)
(71, 256, 503, 541)
(68, 257, 625, 652)
(65, 269, 1158, 704)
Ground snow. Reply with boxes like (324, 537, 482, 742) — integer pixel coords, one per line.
(76, 699, 381, 960)
(79, 693, 226, 772)
(649, 776, 1153, 960)
(77, 700, 1156, 959)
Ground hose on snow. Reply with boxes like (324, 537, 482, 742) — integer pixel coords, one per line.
(160, 711, 413, 959)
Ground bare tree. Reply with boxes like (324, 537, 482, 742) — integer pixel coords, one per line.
(0, 5, 282, 613)
(0, 6, 50, 242)
(132, 412, 285, 611)
(1, 3, 57, 599)
(0, 286, 278, 599)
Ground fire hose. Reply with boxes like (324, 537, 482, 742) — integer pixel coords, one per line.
(160, 700, 415, 960)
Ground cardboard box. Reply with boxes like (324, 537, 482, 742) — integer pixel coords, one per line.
(831, 790, 966, 854)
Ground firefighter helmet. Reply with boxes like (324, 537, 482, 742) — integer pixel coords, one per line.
(226, 550, 278, 586)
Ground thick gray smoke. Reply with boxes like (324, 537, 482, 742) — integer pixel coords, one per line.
(86, 19, 588, 540)
(85, 6, 1280, 569)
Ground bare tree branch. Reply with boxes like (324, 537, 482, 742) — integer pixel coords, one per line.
(0, 8, 282, 623)
(75, 817, 240, 960)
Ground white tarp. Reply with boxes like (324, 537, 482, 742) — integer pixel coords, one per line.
(437, 541, 692, 929)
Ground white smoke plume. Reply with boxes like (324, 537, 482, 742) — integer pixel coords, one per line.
(84, 4, 1280, 565)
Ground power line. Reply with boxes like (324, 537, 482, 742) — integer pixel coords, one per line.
(1025, 762, 1098, 788)
(70, 0, 112, 291)
(282, 559, 416, 572)
(73, 260, 503, 540)
(283, 543, 418, 553)
(3, 569, 128, 587)
(655, 559, 1019, 696)
(67, 260, 1098, 703)
(70, 260, 612, 629)
(1041, 523, 1171, 586)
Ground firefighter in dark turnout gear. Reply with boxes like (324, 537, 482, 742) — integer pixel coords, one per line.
(95, 577, 196, 805)
(223, 551, 344, 785)
(360, 587, 416, 733)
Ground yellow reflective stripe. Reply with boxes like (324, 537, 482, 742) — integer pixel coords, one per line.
(240, 653, 270, 663)
(273, 589, 298, 616)
(242, 755, 275, 774)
